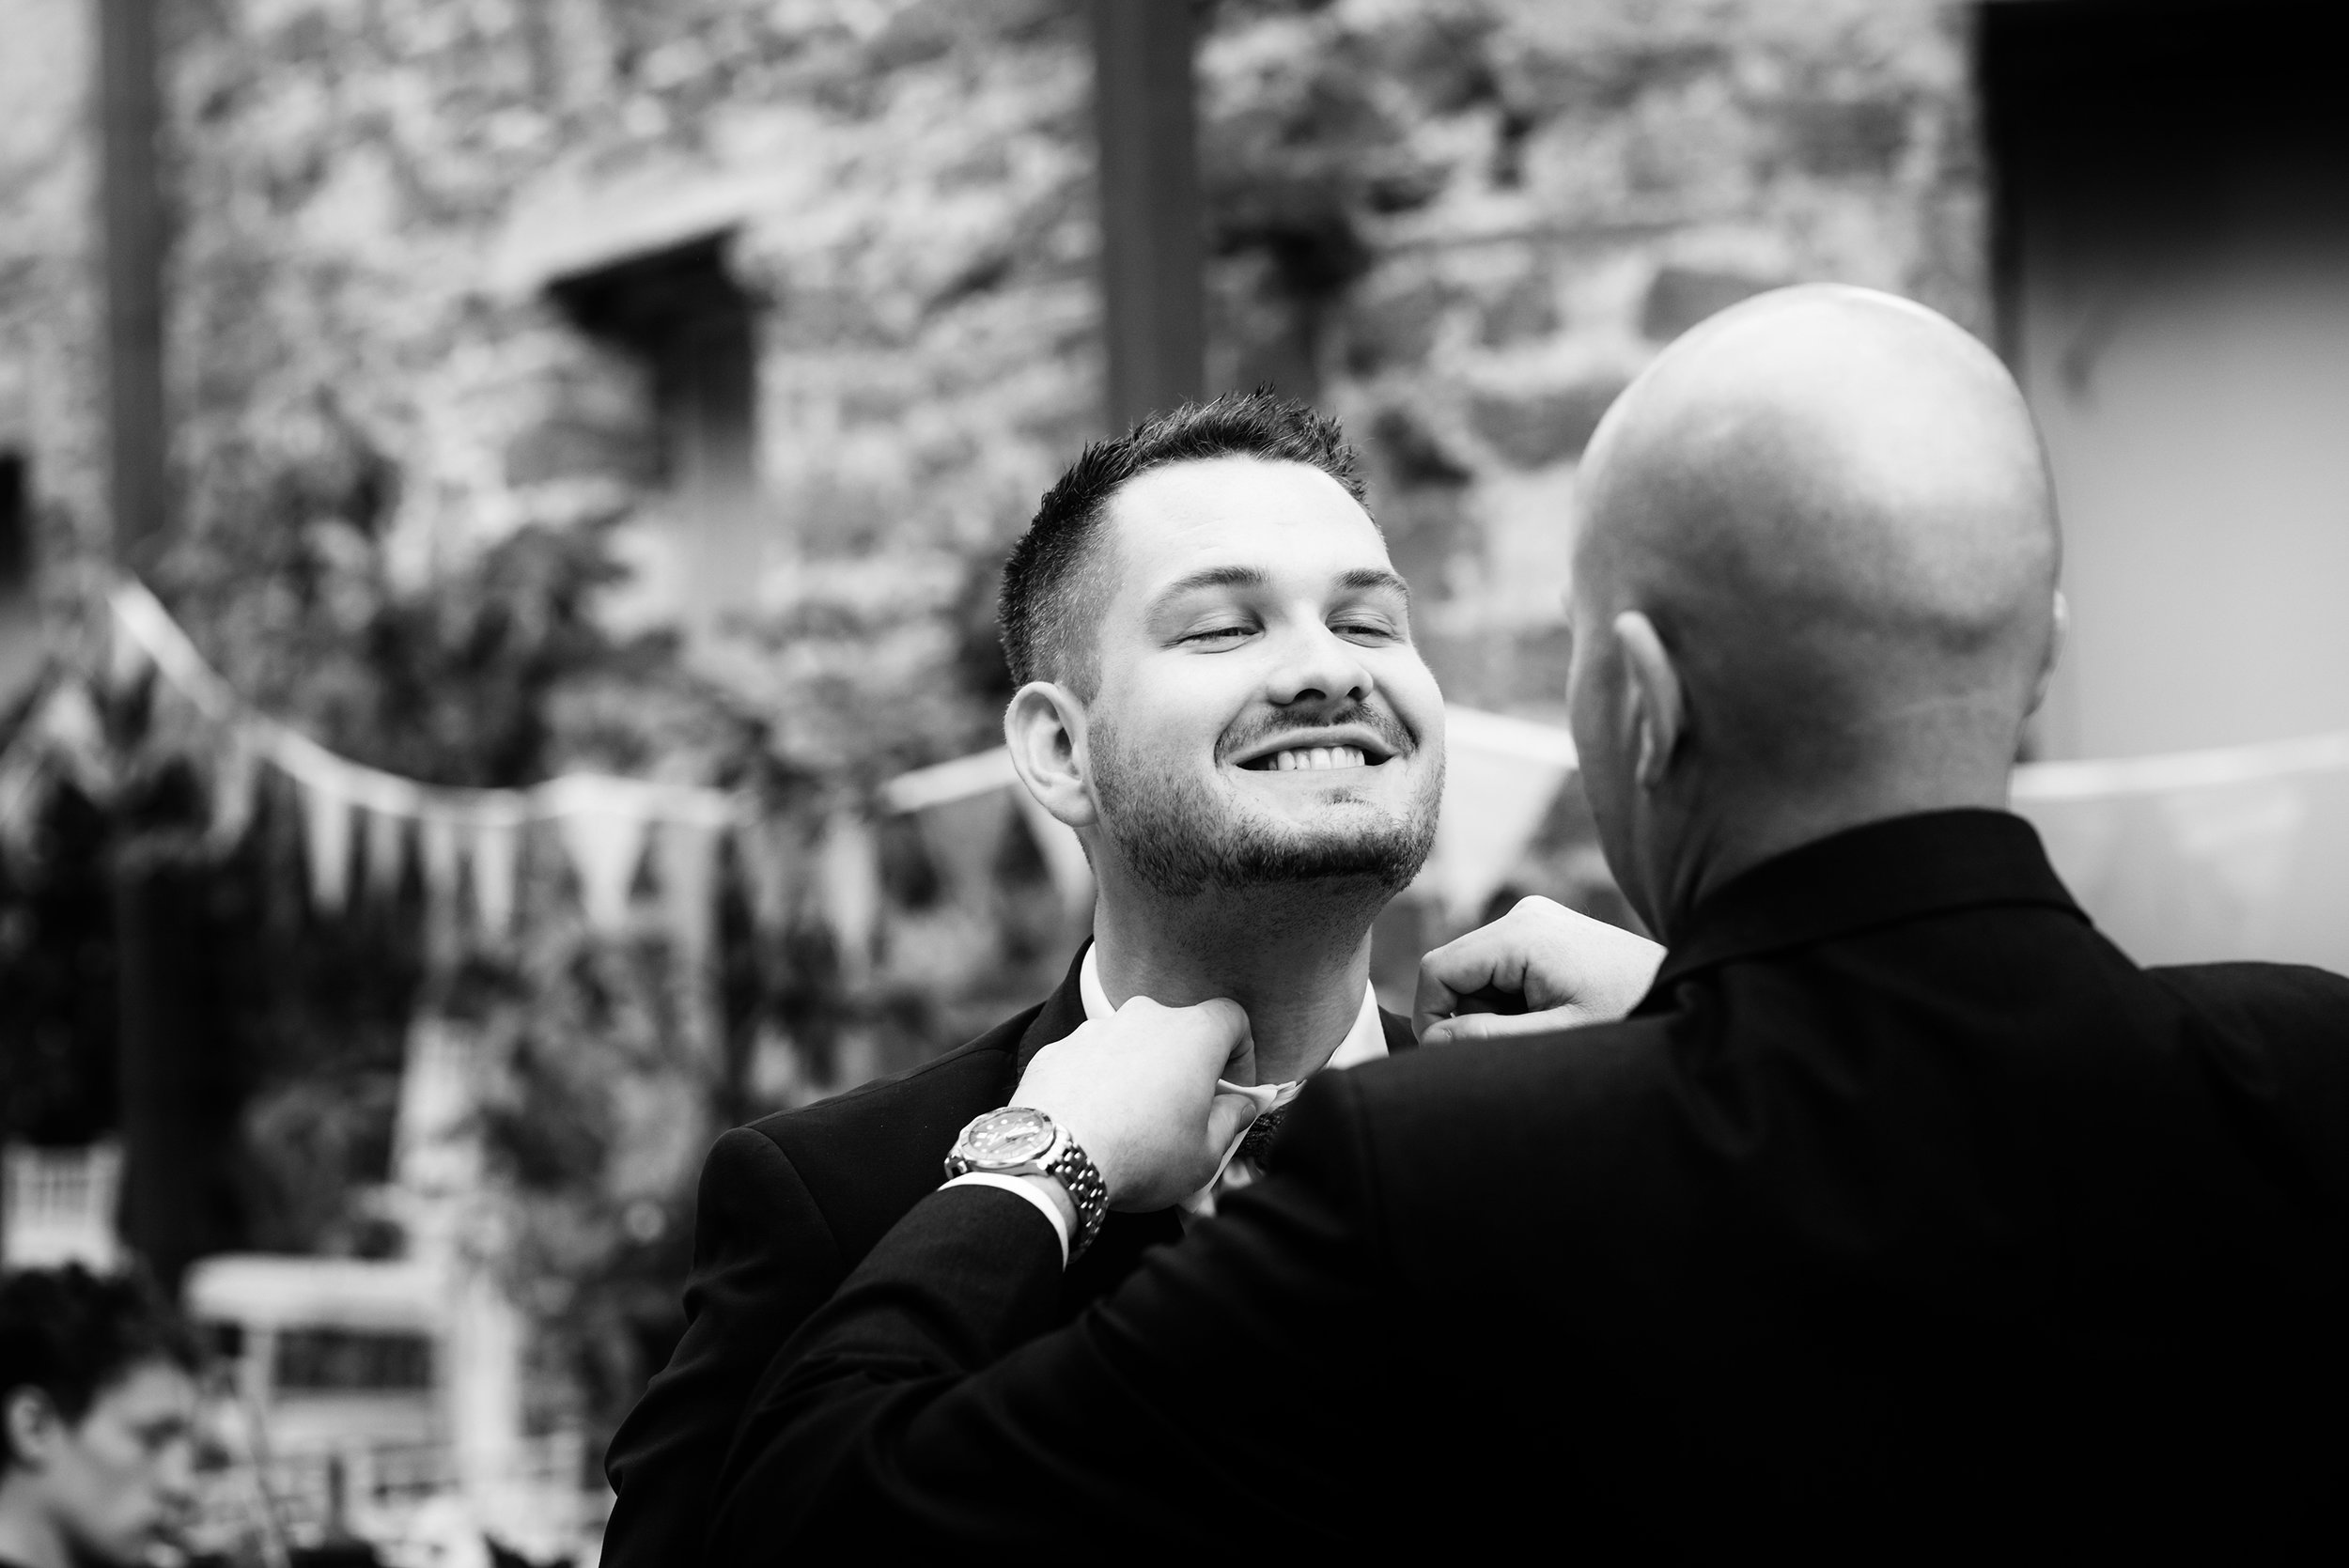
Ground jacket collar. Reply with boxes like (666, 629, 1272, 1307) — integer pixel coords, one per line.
(1016, 943, 1093, 1073)
(1640, 808, 2085, 1007)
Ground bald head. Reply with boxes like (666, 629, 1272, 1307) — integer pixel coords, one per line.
(1568, 285, 2062, 931)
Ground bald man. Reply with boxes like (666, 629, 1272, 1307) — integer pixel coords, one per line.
(707, 289, 2349, 1558)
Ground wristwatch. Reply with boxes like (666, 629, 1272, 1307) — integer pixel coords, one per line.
(943, 1106, 1110, 1259)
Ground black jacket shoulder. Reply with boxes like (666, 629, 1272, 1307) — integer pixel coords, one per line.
(738, 1002, 1035, 1263)
(598, 1000, 1043, 1568)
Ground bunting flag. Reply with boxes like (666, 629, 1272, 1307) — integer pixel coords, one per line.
(297, 758, 355, 912)
(101, 577, 751, 957)
(1421, 707, 1580, 926)
(816, 809, 881, 982)
(104, 607, 156, 695)
(418, 811, 460, 907)
(656, 816, 723, 968)
(0, 745, 42, 863)
(917, 789, 1015, 908)
(546, 778, 655, 935)
(418, 810, 463, 944)
(365, 805, 409, 904)
(880, 745, 1095, 917)
(206, 726, 261, 851)
(2012, 730, 2349, 974)
(1009, 786, 1095, 917)
(465, 810, 523, 941)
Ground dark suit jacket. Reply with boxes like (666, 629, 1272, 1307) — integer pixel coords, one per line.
(708, 811, 2349, 1559)
(599, 943, 1417, 1567)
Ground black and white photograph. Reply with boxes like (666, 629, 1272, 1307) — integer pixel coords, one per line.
(0, 1, 2343, 1561)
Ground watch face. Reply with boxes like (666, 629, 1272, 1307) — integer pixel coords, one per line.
(962, 1106, 1055, 1169)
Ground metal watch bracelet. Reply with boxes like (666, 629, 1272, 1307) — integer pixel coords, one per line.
(1042, 1126, 1110, 1260)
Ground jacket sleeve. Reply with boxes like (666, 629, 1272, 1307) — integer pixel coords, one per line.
(705, 1072, 1393, 1557)
(600, 1126, 844, 1568)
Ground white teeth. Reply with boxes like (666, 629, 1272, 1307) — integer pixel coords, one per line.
(1260, 744, 1369, 771)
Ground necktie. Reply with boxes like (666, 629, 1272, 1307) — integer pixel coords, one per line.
(1236, 1106, 1286, 1169)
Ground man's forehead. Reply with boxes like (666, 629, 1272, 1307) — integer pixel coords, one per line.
(98, 1358, 198, 1414)
(1099, 456, 1388, 593)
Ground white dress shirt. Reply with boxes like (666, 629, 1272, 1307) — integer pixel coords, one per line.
(941, 949, 1390, 1263)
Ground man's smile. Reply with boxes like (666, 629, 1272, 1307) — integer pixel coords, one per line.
(1255, 744, 1369, 772)
(1227, 723, 1401, 772)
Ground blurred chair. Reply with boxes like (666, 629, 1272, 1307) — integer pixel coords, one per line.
(0, 1140, 123, 1270)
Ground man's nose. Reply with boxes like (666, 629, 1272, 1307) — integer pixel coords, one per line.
(156, 1438, 199, 1506)
(1263, 620, 1375, 709)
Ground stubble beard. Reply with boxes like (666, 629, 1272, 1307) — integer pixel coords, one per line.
(1089, 712, 1442, 900)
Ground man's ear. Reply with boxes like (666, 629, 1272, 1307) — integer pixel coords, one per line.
(4, 1387, 61, 1470)
(1612, 611, 1684, 790)
(2028, 588, 2068, 716)
(1004, 681, 1099, 830)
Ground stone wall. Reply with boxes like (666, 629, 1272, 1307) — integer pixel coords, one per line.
(3, 0, 1987, 763)
(1201, 0, 1986, 722)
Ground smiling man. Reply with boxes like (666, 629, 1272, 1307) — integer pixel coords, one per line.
(599, 391, 1446, 1566)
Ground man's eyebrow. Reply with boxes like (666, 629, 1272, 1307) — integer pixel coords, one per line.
(1147, 565, 1272, 609)
(1338, 567, 1412, 602)
(1146, 564, 1413, 612)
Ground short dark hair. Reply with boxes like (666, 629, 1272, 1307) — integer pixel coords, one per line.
(998, 390, 1369, 695)
(0, 1265, 198, 1472)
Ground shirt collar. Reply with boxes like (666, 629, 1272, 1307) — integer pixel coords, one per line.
(1641, 808, 2085, 1009)
(1078, 944, 1389, 1105)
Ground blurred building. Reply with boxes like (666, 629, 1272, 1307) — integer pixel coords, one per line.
(1, 0, 1984, 738)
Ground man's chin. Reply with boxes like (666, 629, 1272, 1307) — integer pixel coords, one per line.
(1207, 817, 1433, 892)
(1095, 742, 1438, 898)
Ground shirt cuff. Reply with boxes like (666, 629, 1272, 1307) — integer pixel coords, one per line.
(939, 1172, 1072, 1266)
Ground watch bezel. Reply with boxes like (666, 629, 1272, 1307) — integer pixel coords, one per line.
(955, 1106, 1058, 1172)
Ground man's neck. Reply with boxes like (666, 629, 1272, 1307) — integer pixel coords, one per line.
(1089, 875, 1385, 1086)
(1659, 757, 2015, 941)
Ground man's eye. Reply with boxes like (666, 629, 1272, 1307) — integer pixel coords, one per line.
(1333, 619, 1400, 642)
(1184, 625, 1252, 644)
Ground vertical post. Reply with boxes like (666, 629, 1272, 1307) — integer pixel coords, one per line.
(100, 0, 226, 1295)
(98, 0, 166, 560)
(112, 866, 236, 1295)
(1092, 0, 1205, 431)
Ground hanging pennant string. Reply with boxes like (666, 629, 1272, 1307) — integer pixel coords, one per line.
(1421, 707, 1581, 928)
(2013, 728, 2349, 974)
(104, 577, 755, 942)
(882, 746, 1095, 917)
(109, 577, 749, 831)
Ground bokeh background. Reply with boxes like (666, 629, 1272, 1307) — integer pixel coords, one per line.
(3, 1, 2345, 1560)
